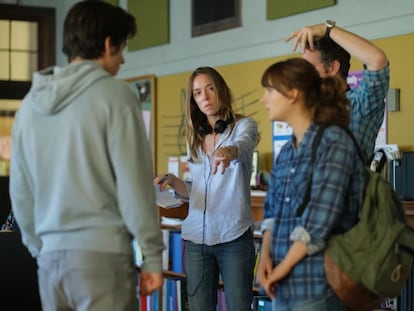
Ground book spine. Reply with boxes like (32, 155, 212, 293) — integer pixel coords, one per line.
(171, 231, 184, 273)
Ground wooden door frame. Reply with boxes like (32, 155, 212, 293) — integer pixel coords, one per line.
(0, 5, 55, 99)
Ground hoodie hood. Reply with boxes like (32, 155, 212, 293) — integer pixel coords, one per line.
(28, 61, 110, 115)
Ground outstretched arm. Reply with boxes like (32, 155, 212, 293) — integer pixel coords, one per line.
(286, 22, 388, 70)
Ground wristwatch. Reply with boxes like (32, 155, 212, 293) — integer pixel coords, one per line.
(325, 20, 336, 38)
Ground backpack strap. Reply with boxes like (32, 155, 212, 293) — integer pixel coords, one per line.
(296, 125, 366, 217)
(296, 124, 328, 217)
(341, 127, 366, 165)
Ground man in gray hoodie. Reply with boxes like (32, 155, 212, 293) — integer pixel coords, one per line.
(9, 1, 164, 310)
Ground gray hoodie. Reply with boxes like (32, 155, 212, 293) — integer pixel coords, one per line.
(10, 61, 164, 273)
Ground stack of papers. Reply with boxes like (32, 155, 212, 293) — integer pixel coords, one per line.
(161, 216, 184, 226)
(155, 185, 183, 208)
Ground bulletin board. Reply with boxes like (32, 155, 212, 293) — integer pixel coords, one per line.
(125, 75, 157, 172)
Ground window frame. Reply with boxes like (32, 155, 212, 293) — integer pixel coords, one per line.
(0, 5, 55, 99)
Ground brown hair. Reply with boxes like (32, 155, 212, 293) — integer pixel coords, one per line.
(185, 67, 239, 161)
(261, 58, 350, 127)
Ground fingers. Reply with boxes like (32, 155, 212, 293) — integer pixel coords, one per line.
(285, 26, 317, 54)
(212, 161, 218, 175)
(257, 257, 273, 287)
(139, 272, 163, 296)
(153, 175, 164, 185)
(304, 31, 314, 52)
(153, 174, 171, 191)
(263, 280, 276, 299)
(285, 31, 300, 52)
(258, 271, 276, 299)
(285, 31, 295, 43)
(211, 155, 229, 175)
(221, 160, 227, 174)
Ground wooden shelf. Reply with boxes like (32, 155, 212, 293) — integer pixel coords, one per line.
(160, 224, 182, 230)
(158, 203, 188, 221)
(163, 270, 186, 279)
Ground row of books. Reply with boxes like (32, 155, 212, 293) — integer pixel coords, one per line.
(159, 228, 186, 273)
(137, 219, 270, 311)
(138, 290, 159, 311)
(137, 279, 188, 311)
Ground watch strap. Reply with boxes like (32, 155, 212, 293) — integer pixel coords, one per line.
(325, 20, 335, 38)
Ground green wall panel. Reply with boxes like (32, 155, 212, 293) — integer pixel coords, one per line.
(128, 0, 169, 51)
(267, 0, 336, 20)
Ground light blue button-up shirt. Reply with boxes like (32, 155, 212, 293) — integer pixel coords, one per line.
(181, 117, 258, 245)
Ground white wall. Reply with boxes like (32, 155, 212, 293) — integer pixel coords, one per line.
(55, 0, 414, 78)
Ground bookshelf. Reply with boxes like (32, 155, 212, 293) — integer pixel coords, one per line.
(152, 194, 266, 311)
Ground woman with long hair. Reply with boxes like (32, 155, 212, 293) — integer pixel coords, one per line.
(155, 66, 258, 310)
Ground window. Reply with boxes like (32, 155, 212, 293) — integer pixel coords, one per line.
(0, 5, 55, 175)
(0, 4, 55, 99)
(0, 19, 38, 81)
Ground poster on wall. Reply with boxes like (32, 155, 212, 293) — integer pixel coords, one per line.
(272, 70, 387, 160)
(272, 121, 293, 161)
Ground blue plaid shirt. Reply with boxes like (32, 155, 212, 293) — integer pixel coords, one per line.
(264, 123, 364, 299)
(348, 65, 390, 161)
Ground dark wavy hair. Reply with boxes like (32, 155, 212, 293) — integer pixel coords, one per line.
(313, 37, 351, 80)
(63, 0, 136, 62)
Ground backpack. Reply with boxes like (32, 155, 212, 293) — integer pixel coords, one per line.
(298, 125, 414, 311)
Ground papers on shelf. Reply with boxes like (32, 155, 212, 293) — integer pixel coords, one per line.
(161, 216, 184, 226)
(251, 190, 266, 197)
(155, 185, 183, 208)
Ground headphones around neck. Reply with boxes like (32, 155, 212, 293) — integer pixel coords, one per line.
(199, 114, 233, 136)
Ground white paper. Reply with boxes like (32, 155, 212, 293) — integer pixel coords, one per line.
(161, 216, 184, 226)
(168, 157, 180, 176)
(155, 185, 183, 208)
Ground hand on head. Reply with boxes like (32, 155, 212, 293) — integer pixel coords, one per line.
(285, 24, 326, 53)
